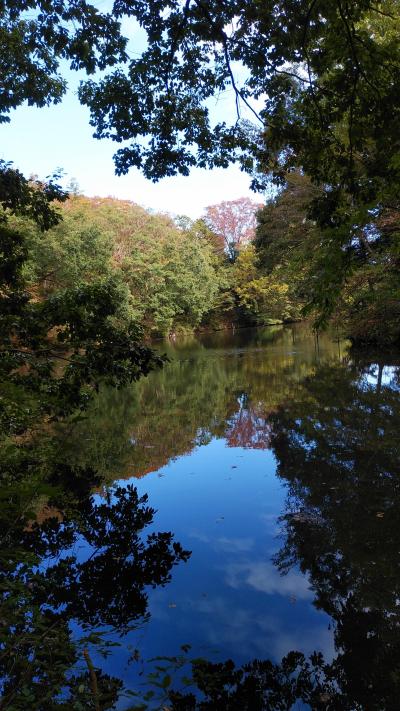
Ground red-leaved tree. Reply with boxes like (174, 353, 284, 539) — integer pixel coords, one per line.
(203, 197, 262, 261)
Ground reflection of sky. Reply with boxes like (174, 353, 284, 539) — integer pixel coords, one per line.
(362, 365, 400, 389)
(71, 326, 350, 704)
(104, 437, 334, 702)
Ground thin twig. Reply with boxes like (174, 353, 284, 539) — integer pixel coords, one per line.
(194, 0, 262, 124)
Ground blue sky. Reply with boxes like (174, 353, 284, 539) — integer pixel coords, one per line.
(0, 29, 262, 219)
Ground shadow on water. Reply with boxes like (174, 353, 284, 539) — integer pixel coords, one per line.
(2, 325, 400, 709)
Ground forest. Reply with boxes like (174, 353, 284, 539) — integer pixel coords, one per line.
(5, 184, 303, 338)
(5, 166, 399, 348)
(1, 1, 400, 710)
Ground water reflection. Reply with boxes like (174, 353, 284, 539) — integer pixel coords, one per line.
(136, 352, 400, 709)
(2, 325, 400, 710)
(62, 325, 344, 480)
(1, 476, 189, 709)
(270, 359, 400, 709)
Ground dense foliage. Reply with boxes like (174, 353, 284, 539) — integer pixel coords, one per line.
(3, 1, 400, 340)
(1, 1, 400, 707)
(0, 168, 161, 445)
(255, 172, 400, 343)
(20, 195, 223, 337)
(10, 192, 291, 338)
(82, 0, 399, 342)
(0, 0, 126, 122)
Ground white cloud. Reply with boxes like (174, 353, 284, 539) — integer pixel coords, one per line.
(224, 560, 313, 600)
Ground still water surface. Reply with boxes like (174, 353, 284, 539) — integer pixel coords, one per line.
(58, 323, 400, 708)
(6, 324, 399, 709)
(107, 327, 338, 671)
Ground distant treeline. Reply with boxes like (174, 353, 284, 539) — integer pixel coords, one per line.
(13, 175, 400, 344)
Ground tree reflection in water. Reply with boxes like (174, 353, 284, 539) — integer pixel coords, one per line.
(0, 472, 190, 709)
(2, 334, 400, 710)
(132, 359, 397, 710)
(61, 326, 335, 482)
(156, 359, 400, 710)
(270, 360, 400, 710)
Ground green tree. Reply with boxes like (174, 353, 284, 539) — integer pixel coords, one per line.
(328, 208, 400, 343)
(36, 196, 221, 336)
(232, 245, 295, 323)
(252, 172, 321, 324)
(79, 1, 400, 338)
(0, 163, 161, 528)
(254, 172, 320, 276)
(0, 0, 127, 122)
(255, 172, 400, 343)
(4, 2, 400, 341)
(124, 226, 219, 336)
(19, 200, 115, 296)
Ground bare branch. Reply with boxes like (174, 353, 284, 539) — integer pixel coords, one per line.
(194, 0, 263, 124)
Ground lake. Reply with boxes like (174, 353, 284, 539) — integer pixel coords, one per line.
(5, 323, 400, 709)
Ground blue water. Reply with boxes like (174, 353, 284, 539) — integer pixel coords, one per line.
(72, 325, 345, 702)
(6, 325, 400, 708)
(133, 441, 331, 657)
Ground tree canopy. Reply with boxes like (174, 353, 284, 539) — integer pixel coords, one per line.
(74, 1, 400, 193)
(4, 0, 400, 334)
(4, 1, 399, 335)
(5, 2, 399, 192)
(204, 197, 261, 262)
(0, 0, 126, 122)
